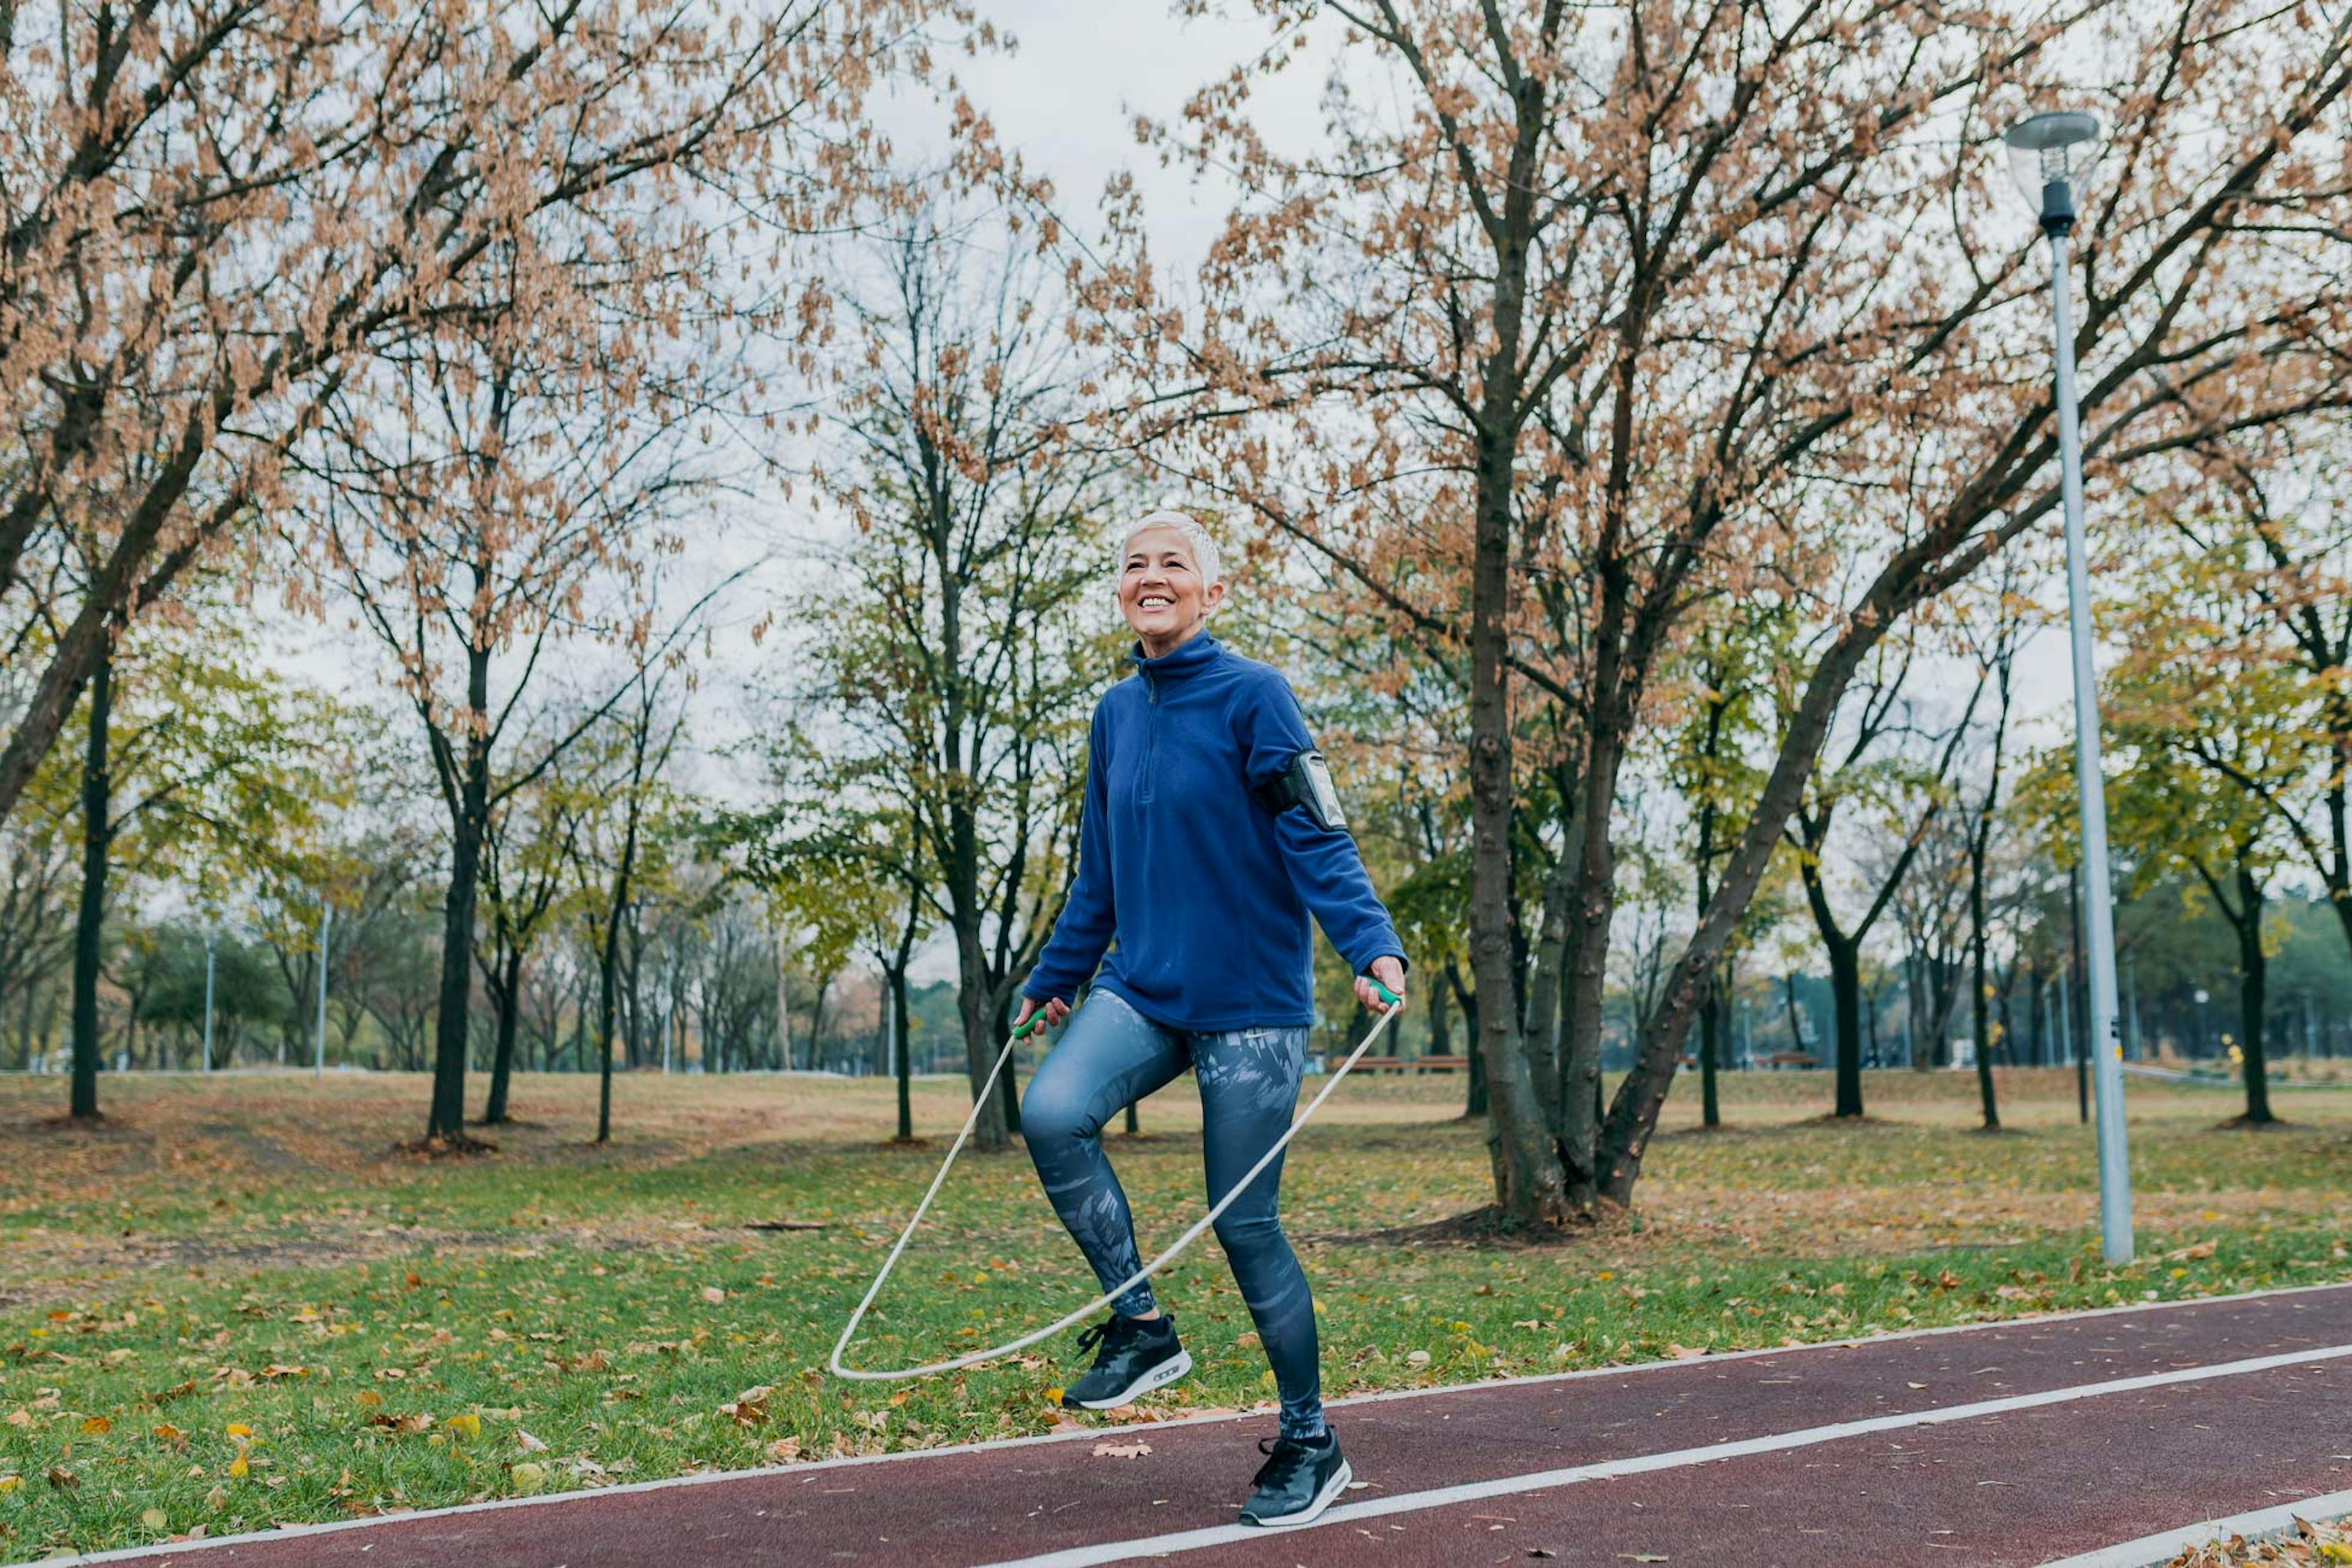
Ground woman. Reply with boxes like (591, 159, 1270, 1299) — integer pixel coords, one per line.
(1012, 508, 1409, 1530)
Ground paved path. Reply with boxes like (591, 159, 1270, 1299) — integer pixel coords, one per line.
(77, 1284, 2352, 1568)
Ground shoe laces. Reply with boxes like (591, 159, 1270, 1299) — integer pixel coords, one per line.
(1249, 1436, 1304, 1489)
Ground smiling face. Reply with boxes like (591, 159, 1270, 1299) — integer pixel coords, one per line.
(1117, 524, 1225, 655)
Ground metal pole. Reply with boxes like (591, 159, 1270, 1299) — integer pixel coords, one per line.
(313, 903, 331, 1078)
(202, 931, 217, 1072)
(2048, 226, 2133, 1264)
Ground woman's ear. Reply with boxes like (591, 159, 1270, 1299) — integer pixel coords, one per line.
(1202, 578, 1227, 617)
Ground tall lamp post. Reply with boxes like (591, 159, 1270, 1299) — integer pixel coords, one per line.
(2004, 110, 2133, 1264)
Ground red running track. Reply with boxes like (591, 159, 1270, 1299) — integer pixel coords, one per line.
(78, 1283, 2352, 1568)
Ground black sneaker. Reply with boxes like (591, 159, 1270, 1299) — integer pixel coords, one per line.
(1060, 1314, 1191, 1409)
(1238, 1427, 1352, 1528)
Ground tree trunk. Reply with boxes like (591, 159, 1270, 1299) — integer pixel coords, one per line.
(1827, 937, 1863, 1118)
(426, 643, 493, 1144)
(1520, 803, 1582, 1133)
(2233, 861, 2274, 1126)
(1970, 839, 1999, 1131)
(945, 907, 1011, 1152)
(1698, 966, 1722, 1129)
(1556, 739, 1620, 1210)
(69, 643, 113, 1121)
(1797, 856, 1864, 1118)
(482, 942, 524, 1125)
(894, 968, 914, 1141)
(595, 912, 621, 1143)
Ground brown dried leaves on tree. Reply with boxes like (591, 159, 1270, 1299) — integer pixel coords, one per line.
(1072, 0, 2352, 1221)
(0, 0, 972, 828)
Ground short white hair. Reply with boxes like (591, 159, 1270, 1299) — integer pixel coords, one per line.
(1118, 509, 1223, 588)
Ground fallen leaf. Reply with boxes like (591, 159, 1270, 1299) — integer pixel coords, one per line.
(1092, 1440, 1152, 1459)
(720, 1386, 772, 1427)
(80, 1415, 111, 1434)
(445, 1413, 481, 1440)
(510, 1462, 546, 1488)
(767, 1437, 802, 1463)
(1664, 1343, 1708, 1360)
(140, 1507, 168, 1531)
(701, 1286, 728, 1304)
(224, 1423, 252, 1438)
(517, 1430, 548, 1453)
(2166, 1239, 2218, 1262)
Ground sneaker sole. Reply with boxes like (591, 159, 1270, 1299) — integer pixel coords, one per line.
(1063, 1349, 1193, 1410)
(1238, 1456, 1352, 1529)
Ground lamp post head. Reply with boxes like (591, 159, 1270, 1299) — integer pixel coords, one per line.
(2003, 111, 2103, 235)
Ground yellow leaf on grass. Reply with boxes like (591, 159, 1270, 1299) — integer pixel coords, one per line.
(445, 1414, 481, 1440)
(227, 1456, 249, 1479)
(510, 1462, 546, 1488)
(353, 1392, 382, 1408)
(81, 1415, 111, 1434)
(224, 1423, 252, 1438)
(140, 1507, 168, 1531)
(0, 1476, 20, 1494)
(153, 1424, 184, 1443)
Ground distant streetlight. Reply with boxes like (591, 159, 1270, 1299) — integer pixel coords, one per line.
(2003, 108, 2132, 1265)
(2195, 987, 2211, 1057)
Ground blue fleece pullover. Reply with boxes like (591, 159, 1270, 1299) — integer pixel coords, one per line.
(1023, 633, 1404, 1033)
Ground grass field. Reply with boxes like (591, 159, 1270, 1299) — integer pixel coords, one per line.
(4, 1063, 2350, 1560)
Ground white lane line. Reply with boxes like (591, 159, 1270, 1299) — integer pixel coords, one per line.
(51, 1279, 2352, 1565)
(2037, 1484, 2352, 1568)
(971, 1341, 2352, 1568)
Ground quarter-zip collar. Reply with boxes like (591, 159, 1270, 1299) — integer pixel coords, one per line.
(1131, 631, 1221, 685)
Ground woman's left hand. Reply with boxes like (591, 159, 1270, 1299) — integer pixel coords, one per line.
(1355, 956, 1407, 1014)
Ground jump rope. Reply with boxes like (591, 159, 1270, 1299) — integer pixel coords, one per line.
(830, 978, 1406, 1382)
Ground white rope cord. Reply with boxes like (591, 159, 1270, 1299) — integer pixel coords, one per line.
(830, 992, 1406, 1382)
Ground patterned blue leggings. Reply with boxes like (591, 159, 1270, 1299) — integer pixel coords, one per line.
(1021, 989, 1324, 1439)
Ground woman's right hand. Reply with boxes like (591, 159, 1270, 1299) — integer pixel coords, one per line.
(1012, 995, 1071, 1036)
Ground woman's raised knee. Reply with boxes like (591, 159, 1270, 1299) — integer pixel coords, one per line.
(1019, 1084, 1102, 1152)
